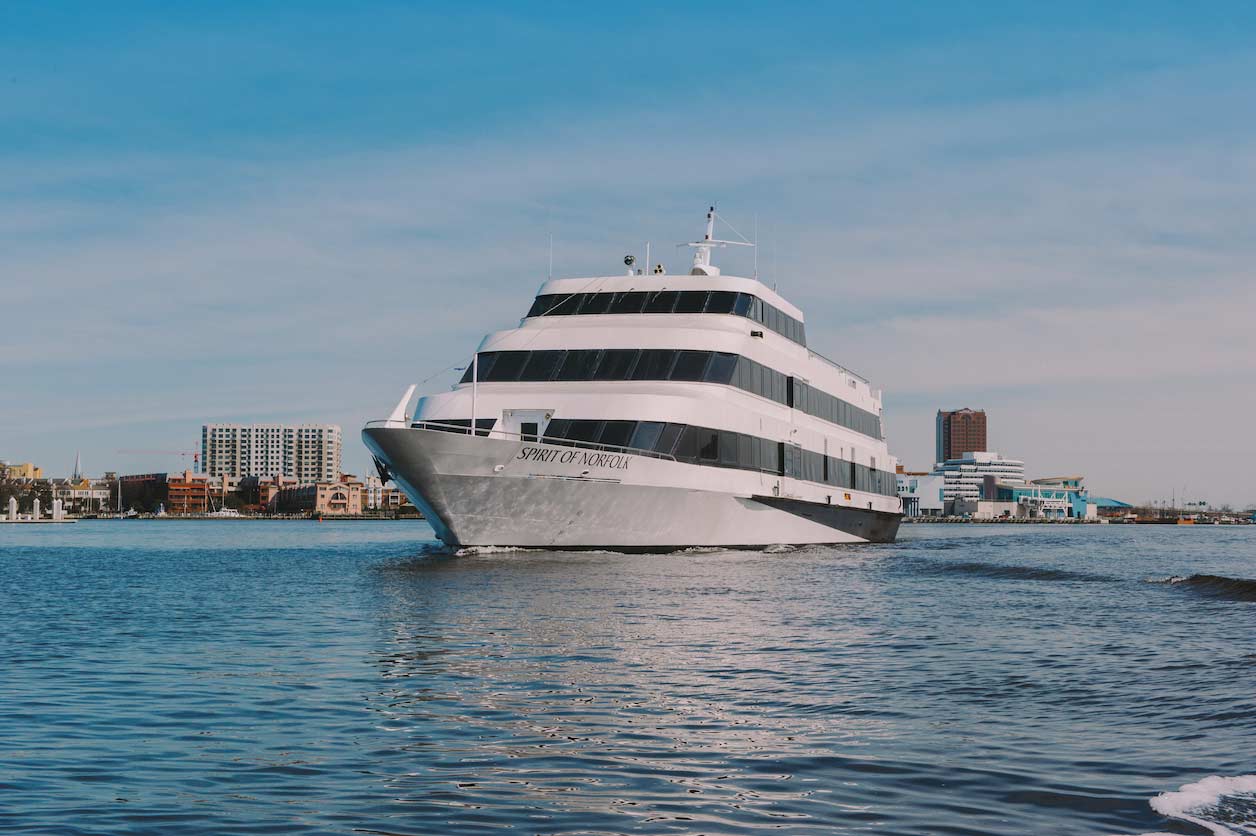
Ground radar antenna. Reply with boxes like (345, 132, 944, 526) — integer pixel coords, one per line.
(681, 206, 754, 276)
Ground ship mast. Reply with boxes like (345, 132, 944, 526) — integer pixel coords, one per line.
(684, 206, 753, 276)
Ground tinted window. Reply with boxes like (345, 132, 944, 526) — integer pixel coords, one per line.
(696, 428, 720, 462)
(527, 295, 556, 317)
(670, 350, 711, 381)
(705, 352, 737, 384)
(551, 294, 581, 315)
(643, 290, 679, 313)
(578, 293, 612, 315)
(654, 423, 684, 456)
(519, 350, 563, 381)
(484, 351, 528, 381)
(629, 421, 665, 452)
(673, 425, 701, 462)
(735, 356, 754, 391)
(567, 420, 602, 443)
(632, 349, 677, 380)
(674, 291, 708, 313)
(556, 349, 600, 380)
(543, 419, 571, 440)
(705, 291, 737, 314)
(761, 439, 781, 474)
(738, 434, 759, 470)
(593, 349, 639, 381)
(608, 291, 648, 314)
(461, 352, 499, 383)
(733, 293, 754, 317)
(598, 421, 634, 447)
(718, 431, 738, 466)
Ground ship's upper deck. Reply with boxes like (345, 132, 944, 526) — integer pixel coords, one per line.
(536, 273, 804, 323)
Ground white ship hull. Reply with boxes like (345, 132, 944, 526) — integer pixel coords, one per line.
(364, 425, 901, 550)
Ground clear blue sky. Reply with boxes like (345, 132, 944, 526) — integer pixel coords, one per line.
(3, 2, 1255, 505)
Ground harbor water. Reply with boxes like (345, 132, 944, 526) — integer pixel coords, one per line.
(1, 521, 1253, 835)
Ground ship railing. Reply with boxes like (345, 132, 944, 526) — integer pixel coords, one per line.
(807, 349, 871, 386)
(370, 419, 678, 462)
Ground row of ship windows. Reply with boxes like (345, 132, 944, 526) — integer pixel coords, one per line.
(425, 418, 898, 497)
(526, 290, 807, 346)
(460, 349, 882, 439)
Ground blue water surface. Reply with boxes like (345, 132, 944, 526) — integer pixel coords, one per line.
(1, 521, 1253, 835)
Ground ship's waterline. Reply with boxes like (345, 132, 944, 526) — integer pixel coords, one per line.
(364, 425, 899, 549)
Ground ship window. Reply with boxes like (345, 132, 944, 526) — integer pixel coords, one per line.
(696, 428, 720, 463)
(672, 425, 701, 462)
(654, 423, 684, 456)
(632, 349, 677, 380)
(674, 291, 709, 314)
(520, 422, 539, 442)
(578, 293, 612, 315)
(670, 350, 711, 381)
(783, 444, 803, 479)
(630, 421, 665, 452)
(752, 363, 767, 398)
(527, 295, 558, 317)
(608, 291, 648, 314)
(734, 356, 753, 391)
(761, 439, 780, 474)
(705, 352, 737, 385)
(718, 431, 738, 466)
(643, 290, 680, 313)
(765, 305, 780, 334)
(484, 351, 528, 381)
(519, 350, 564, 381)
(733, 293, 754, 317)
(597, 421, 634, 448)
(738, 434, 759, 470)
(750, 296, 764, 323)
(556, 349, 600, 381)
(567, 420, 603, 443)
(593, 349, 639, 380)
(543, 419, 571, 440)
(550, 294, 581, 315)
(705, 291, 737, 314)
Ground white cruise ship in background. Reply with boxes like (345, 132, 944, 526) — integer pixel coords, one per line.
(364, 209, 903, 549)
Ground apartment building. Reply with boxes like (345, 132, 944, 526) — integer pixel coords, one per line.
(201, 424, 342, 481)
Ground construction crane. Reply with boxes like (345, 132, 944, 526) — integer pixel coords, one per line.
(116, 449, 201, 473)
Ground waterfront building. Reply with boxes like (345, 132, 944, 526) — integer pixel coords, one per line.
(201, 424, 342, 482)
(119, 473, 167, 513)
(896, 471, 947, 517)
(0, 461, 43, 480)
(48, 478, 112, 515)
(167, 470, 212, 515)
(936, 408, 987, 466)
(937, 451, 1025, 503)
(273, 477, 363, 517)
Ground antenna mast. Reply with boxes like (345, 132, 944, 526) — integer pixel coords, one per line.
(682, 206, 753, 276)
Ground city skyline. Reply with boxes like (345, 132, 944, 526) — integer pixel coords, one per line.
(3, 3, 1255, 505)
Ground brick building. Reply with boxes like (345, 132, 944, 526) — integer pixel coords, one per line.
(935, 408, 988, 465)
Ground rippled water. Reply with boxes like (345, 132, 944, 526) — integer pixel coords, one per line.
(1, 521, 1253, 835)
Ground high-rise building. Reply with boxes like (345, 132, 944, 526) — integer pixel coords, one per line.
(201, 424, 342, 481)
(935, 408, 987, 465)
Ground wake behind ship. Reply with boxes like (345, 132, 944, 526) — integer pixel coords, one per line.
(363, 209, 903, 549)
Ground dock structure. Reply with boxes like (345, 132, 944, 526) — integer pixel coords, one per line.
(0, 496, 77, 524)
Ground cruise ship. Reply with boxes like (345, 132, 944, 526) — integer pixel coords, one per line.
(363, 209, 903, 549)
